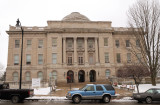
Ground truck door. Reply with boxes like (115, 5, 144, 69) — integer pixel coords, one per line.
(95, 85, 104, 99)
(83, 85, 95, 99)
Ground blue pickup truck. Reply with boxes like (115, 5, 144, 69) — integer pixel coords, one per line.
(66, 84, 116, 103)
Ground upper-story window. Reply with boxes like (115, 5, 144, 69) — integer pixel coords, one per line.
(89, 53, 94, 65)
(88, 39, 94, 48)
(15, 40, 20, 48)
(104, 38, 108, 46)
(52, 38, 57, 48)
(105, 52, 109, 63)
(52, 53, 57, 64)
(67, 39, 73, 48)
(117, 53, 121, 63)
(136, 39, 140, 47)
(14, 54, 19, 65)
(126, 40, 130, 47)
(77, 39, 83, 48)
(38, 54, 43, 65)
(27, 40, 32, 48)
(38, 40, 43, 48)
(137, 53, 141, 63)
(115, 40, 120, 48)
(78, 53, 84, 65)
(127, 53, 131, 63)
(26, 54, 31, 65)
(105, 70, 110, 77)
(67, 53, 73, 65)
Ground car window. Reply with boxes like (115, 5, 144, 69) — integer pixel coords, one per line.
(85, 86, 95, 91)
(156, 89, 160, 93)
(104, 85, 114, 91)
(96, 86, 103, 91)
(146, 89, 154, 93)
(79, 85, 86, 90)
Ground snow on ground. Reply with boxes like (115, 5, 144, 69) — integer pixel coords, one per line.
(34, 87, 50, 95)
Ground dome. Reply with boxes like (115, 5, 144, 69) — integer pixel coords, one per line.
(62, 12, 90, 21)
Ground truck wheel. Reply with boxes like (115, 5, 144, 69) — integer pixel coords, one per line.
(11, 96, 20, 103)
(145, 97, 152, 104)
(72, 95, 81, 104)
(103, 95, 110, 103)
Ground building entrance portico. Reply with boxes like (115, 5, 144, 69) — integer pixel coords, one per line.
(78, 70, 85, 82)
(67, 70, 74, 83)
(90, 70, 96, 82)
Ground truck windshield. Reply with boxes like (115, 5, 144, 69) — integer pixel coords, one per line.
(79, 85, 86, 90)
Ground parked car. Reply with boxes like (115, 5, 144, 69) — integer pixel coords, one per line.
(133, 88, 160, 104)
(66, 84, 116, 104)
(0, 83, 34, 103)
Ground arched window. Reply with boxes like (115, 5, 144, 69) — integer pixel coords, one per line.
(51, 71, 57, 80)
(25, 72, 30, 81)
(37, 71, 43, 81)
(105, 70, 110, 77)
(13, 72, 18, 82)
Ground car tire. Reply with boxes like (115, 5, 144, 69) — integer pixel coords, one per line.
(103, 95, 110, 103)
(72, 95, 81, 104)
(145, 97, 152, 104)
(11, 96, 20, 104)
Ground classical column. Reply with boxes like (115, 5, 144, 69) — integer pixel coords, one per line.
(95, 37, 99, 64)
(63, 37, 66, 64)
(84, 37, 88, 64)
(74, 37, 77, 65)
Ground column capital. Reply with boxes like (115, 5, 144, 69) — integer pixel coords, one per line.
(74, 37, 77, 40)
(84, 37, 88, 40)
(63, 37, 66, 40)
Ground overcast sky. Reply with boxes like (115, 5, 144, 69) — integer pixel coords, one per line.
(0, 0, 155, 69)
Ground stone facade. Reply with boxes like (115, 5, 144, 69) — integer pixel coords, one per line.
(6, 12, 139, 85)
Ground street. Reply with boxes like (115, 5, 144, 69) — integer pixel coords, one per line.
(0, 100, 160, 105)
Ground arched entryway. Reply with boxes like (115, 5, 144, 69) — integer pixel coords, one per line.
(78, 70, 85, 82)
(89, 70, 96, 82)
(67, 70, 74, 83)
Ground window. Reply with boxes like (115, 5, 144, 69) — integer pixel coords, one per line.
(14, 54, 19, 65)
(88, 39, 94, 48)
(38, 40, 43, 48)
(26, 54, 31, 65)
(104, 85, 114, 90)
(117, 53, 121, 63)
(137, 53, 141, 63)
(104, 38, 108, 46)
(52, 38, 57, 47)
(37, 71, 43, 81)
(78, 53, 84, 65)
(126, 40, 130, 47)
(68, 57, 72, 65)
(136, 39, 140, 47)
(89, 53, 94, 65)
(67, 39, 73, 48)
(85, 86, 95, 91)
(38, 54, 43, 64)
(77, 39, 83, 48)
(25, 72, 30, 81)
(115, 40, 119, 48)
(51, 71, 57, 80)
(15, 40, 20, 48)
(105, 53, 109, 63)
(127, 53, 131, 63)
(106, 70, 110, 77)
(96, 86, 103, 91)
(27, 40, 31, 48)
(13, 72, 18, 82)
(52, 53, 57, 64)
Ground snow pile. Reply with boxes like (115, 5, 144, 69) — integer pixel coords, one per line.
(112, 97, 135, 102)
(27, 96, 67, 100)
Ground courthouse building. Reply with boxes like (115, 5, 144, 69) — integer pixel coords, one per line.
(6, 12, 140, 85)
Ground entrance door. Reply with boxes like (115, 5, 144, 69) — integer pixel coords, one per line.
(67, 70, 74, 83)
(78, 70, 85, 82)
(90, 70, 96, 82)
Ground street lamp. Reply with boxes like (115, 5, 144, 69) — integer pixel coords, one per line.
(16, 19, 24, 89)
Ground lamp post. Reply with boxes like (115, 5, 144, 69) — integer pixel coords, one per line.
(16, 19, 24, 89)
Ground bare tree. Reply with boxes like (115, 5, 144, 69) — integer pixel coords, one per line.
(117, 64, 150, 93)
(127, 0, 160, 86)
